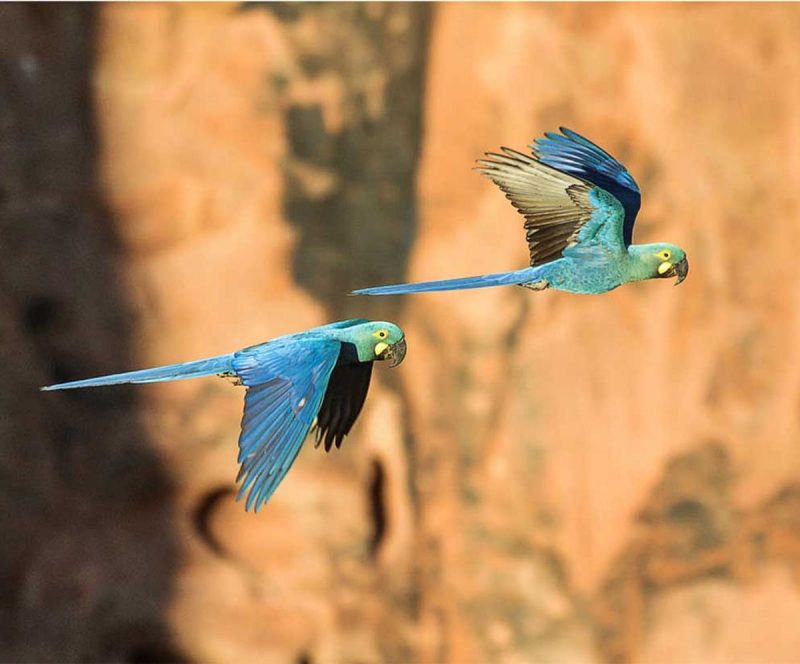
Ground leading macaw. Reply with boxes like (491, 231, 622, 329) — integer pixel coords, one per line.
(42, 320, 407, 512)
(353, 127, 688, 296)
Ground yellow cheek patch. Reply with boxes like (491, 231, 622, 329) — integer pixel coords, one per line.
(374, 342, 389, 356)
(658, 261, 672, 275)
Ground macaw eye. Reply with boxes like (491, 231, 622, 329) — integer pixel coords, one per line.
(660, 250, 671, 261)
(376, 330, 388, 339)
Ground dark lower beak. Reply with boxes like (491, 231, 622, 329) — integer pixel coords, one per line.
(674, 256, 689, 285)
(383, 337, 407, 367)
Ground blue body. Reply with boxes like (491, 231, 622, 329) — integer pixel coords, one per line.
(352, 252, 629, 296)
(41, 319, 404, 511)
(353, 128, 687, 297)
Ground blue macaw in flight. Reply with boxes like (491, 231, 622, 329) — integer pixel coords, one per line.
(42, 320, 407, 511)
(353, 127, 688, 296)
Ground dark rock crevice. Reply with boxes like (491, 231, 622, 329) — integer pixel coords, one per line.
(0, 6, 182, 661)
(258, 2, 432, 320)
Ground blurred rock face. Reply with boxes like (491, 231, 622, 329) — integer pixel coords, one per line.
(406, 4, 800, 663)
(94, 4, 429, 663)
(0, 6, 180, 662)
(5, 3, 800, 663)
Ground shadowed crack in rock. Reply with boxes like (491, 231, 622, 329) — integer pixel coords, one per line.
(255, 2, 431, 320)
(0, 6, 182, 661)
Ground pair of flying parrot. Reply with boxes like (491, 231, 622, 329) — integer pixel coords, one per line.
(43, 128, 688, 512)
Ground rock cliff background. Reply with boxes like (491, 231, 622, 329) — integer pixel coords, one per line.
(3, 3, 800, 663)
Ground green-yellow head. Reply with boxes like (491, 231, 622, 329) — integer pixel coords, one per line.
(339, 321, 407, 366)
(630, 243, 689, 285)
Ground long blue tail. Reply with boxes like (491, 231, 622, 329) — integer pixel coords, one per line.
(41, 353, 235, 391)
(351, 269, 535, 296)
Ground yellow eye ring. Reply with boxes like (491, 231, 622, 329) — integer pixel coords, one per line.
(376, 330, 388, 339)
(660, 250, 671, 261)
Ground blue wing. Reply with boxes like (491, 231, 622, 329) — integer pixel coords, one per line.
(232, 337, 341, 511)
(532, 127, 641, 245)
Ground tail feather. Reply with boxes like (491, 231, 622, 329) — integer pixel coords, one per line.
(41, 353, 235, 391)
(352, 269, 534, 296)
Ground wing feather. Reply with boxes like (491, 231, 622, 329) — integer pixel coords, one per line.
(477, 140, 629, 265)
(532, 127, 641, 245)
(231, 338, 341, 511)
(315, 360, 373, 452)
(477, 150, 591, 265)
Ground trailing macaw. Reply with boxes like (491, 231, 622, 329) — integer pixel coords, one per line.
(42, 320, 406, 512)
(353, 127, 688, 296)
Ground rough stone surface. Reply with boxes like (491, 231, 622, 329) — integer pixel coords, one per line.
(0, 5, 181, 662)
(4, 3, 800, 663)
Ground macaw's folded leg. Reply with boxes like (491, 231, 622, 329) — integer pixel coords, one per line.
(519, 280, 549, 291)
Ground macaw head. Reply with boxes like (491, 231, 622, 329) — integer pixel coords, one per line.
(350, 321, 407, 366)
(634, 243, 689, 285)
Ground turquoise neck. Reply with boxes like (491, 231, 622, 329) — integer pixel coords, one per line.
(624, 244, 659, 282)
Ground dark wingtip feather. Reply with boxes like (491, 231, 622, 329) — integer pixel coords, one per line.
(499, 146, 530, 159)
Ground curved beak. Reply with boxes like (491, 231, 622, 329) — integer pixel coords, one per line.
(673, 256, 689, 285)
(381, 337, 407, 367)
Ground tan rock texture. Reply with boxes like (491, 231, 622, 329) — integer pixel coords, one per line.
(3, 3, 800, 663)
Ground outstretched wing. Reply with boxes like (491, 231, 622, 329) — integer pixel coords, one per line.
(477, 148, 627, 266)
(314, 350, 373, 452)
(232, 337, 341, 511)
(532, 127, 641, 245)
